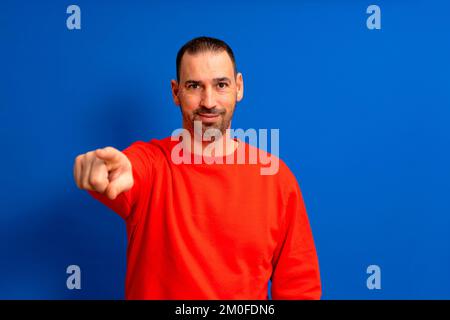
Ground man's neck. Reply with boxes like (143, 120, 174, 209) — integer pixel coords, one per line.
(183, 129, 238, 157)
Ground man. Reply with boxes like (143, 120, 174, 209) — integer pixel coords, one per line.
(73, 36, 321, 299)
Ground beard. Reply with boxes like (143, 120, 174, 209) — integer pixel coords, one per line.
(181, 103, 236, 137)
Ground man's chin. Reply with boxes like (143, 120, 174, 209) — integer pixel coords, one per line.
(202, 122, 223, 134)
(192, 121, 226, 137)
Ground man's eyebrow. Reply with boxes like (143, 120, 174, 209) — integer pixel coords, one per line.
(213, 77, 232, 83)
(184, 80, 202, 85)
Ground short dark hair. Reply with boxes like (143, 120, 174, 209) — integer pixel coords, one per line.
(176, 36, 237, 82)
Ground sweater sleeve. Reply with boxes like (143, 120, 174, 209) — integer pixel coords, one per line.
(87, 141, 153, 222)
(270, 179, 322, 300)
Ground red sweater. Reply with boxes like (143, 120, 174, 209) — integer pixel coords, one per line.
(88, 137, 321, 299)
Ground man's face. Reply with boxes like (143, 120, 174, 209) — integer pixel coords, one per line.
(171, 50, 244, 136)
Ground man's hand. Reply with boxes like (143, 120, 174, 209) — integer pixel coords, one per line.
(73, 147, 134, 200)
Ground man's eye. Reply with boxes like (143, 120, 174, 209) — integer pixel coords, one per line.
(188, 84, 200, 89)
(217, 82, 228, 89)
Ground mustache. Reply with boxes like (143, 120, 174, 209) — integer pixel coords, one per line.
(194, 107, 226, 115)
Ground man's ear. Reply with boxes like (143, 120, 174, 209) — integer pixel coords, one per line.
(171, 79, 181, 106)
(236, 72, 244, 102)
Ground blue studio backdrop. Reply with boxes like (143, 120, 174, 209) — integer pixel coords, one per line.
(1, 0, 449, 299)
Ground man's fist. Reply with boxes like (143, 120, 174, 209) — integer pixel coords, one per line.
(73, 146, 134, 200)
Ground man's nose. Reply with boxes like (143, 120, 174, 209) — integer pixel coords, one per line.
(200, 87, 216, 109)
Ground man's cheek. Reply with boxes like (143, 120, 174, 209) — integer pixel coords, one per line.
(184, 98, 200, 110)
(180, 99, 197, 111)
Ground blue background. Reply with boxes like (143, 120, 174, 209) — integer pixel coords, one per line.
(1, 0, 449, 299)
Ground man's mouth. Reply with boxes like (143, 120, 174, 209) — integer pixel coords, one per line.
(197, 113, 220, 123)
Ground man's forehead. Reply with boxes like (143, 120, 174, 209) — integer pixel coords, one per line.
(179, 51, 234, 81)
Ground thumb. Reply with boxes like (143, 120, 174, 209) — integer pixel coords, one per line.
(104, 171, 134, 200)
(95, 147, 122, 167)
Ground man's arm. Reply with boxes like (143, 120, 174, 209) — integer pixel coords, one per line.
(271, 183, 322, 300)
